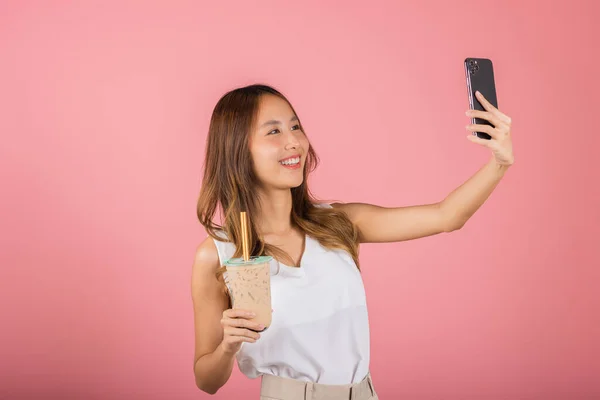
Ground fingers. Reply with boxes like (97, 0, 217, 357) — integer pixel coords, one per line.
(466, 134, 494, 147)
(219, 308, 266, 355)
(222, 307, 265, 331)
(466, 124, 499, 140)
(223, 326, 261, 341)
(221, 315, 265, 331)
(466, 109, 504, 129)
(223, 308, 255, 319)
(474, 91, 512, 125)
(221, 333, 257, 348)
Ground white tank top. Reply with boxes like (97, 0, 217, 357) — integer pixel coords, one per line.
(211, 203, 370, 385)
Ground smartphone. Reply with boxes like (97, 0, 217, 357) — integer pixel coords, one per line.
(464, 57, 498, 140)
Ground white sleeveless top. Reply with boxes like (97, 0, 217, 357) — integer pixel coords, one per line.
(211, 203, 370, 385)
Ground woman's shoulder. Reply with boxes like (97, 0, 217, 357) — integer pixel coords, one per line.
(193, 236, 220, 274)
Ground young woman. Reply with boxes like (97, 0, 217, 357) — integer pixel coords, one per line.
(192, 84, 514, 399)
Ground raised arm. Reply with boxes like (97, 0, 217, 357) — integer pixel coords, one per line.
(333, 157, 509, 243)
(333, 91, 514, 244)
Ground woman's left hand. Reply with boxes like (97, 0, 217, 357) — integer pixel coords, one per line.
(465, 91, 515, 166)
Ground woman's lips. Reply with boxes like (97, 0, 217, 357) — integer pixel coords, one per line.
(280, 161, 301, 170)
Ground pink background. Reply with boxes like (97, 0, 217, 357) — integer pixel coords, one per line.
(1, 1, 599, 399)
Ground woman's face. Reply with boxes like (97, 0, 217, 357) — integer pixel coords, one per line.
(249, 94, 309, 191)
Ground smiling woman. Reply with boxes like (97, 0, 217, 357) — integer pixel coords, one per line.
(191, 80, 514, 398)
(192, 84, 376, 398)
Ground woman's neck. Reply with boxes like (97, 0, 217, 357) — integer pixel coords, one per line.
(256, 189, 295, 236)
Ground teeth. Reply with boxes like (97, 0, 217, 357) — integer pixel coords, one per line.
(280, 157, 300, 166)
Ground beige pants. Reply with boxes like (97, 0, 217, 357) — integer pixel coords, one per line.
(260, 371, 379, 400)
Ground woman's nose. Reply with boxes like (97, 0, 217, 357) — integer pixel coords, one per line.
(285, 130, 301, 147)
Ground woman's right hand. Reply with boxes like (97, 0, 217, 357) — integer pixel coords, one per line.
(220, 308, 264, 356)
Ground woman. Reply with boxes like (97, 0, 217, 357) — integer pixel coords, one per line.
(192, 84, 514, 399)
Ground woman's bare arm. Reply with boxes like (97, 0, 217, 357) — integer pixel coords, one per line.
(332, 157, 510, 243)
(191, 237, 234, 394)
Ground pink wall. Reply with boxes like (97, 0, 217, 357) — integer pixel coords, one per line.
(1, 1, 598, 399)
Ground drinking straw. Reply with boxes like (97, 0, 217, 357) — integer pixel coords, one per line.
(240, 211, 249, 261)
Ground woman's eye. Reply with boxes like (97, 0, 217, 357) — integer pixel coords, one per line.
(268, 125, 302, 135)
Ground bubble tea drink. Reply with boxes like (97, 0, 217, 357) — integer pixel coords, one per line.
(223, 211, 273, 331)
(223, 256, 272, 330)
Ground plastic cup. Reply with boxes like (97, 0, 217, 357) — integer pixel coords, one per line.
(223, 255, 273, 331)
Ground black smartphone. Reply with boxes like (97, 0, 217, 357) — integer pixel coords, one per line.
(464, 57, 498, 140)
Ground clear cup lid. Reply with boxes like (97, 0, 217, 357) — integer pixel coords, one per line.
(224, 255, 273, 266)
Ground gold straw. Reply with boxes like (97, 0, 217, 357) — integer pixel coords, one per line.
(240, 211, 249, 261)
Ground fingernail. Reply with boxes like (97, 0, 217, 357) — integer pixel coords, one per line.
(258, 324, 265, 330)
(465, 111, 470, 116)
(247, 312, 256, 317)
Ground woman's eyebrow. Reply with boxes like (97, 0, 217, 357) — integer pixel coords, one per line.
(260, 115, 298, 128)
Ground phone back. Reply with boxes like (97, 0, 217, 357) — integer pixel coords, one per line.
(464, 58, 497, 139)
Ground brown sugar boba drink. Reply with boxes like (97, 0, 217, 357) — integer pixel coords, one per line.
(223, 255, 273, 330)
(223, 211, 273, 331)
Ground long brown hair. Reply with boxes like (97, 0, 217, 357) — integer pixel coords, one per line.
(196, 84, 361, 286)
